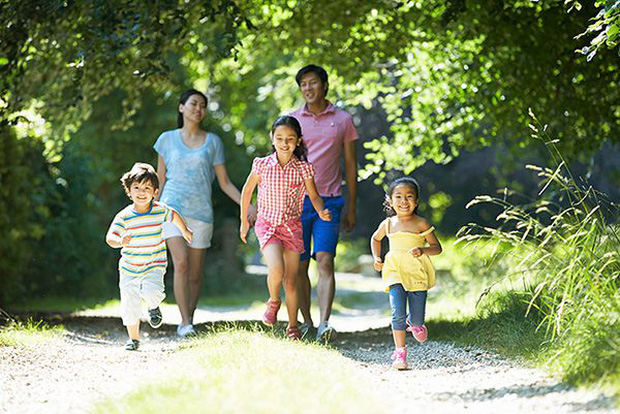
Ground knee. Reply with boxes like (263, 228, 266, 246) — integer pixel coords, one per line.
(268, 264, 285, 279)
(316, 256, 334, 276)
(188, 267, 204, 283)
(283, 274, 297, 290)
(173, 257, 189, 276)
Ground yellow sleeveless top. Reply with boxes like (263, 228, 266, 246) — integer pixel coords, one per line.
(382, 218, 435, 292)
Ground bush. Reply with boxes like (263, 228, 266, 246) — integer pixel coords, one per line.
(458, 113, 620, 389)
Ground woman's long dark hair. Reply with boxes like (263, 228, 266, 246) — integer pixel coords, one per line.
(270, 115, 308, 161)
(383, 176, 421, 216)
(177, 89, 208, 128)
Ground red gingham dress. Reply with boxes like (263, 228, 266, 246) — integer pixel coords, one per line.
(252, 153, 315, 252)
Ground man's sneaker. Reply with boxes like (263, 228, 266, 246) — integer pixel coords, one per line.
(391, 347, 408, 370)
(125, 339, 140, 351)
(148, 307, 163, 329)
(176, 323, 196, 338)
(299, 322, 315, 339)
(286, 326, 302, 341)
(406, 322, 428, 344)
(262, 299, 281, 327)
(316, 322, 336, 342)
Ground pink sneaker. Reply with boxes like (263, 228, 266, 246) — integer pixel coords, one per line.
(262, 299, 281, 327)
(391, 348, 408, 370)
(407, 324, 428, 343)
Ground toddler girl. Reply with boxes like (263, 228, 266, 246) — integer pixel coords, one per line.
(240, 115, 331, 340)
(370, 177, 442, 369)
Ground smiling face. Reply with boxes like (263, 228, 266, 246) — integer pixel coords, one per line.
(389, 183, 419, 217)
(129, 179, 158, 211)
(299, 71, 327, 106)
(271, 125, 301, 158)
(179, 93, 207, 124)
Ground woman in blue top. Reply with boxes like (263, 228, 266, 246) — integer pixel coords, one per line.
(154, 89, 254, 337)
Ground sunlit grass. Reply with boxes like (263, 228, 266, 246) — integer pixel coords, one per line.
(197, 291, 265, 307)
(0, 318, 65, 347)
(92, 328, 388, 414)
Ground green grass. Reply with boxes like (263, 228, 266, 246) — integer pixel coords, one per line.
(452, 119, 620, 394)
(92, 328, 388, 414)
(197, 290, 265, 307)
(428, 286, 546, 362)
(0, 318, 65, 347)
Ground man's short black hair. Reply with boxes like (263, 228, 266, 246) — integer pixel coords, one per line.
(295, 64, 329, 91)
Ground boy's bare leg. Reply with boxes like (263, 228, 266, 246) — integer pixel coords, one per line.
(297, 260, 313, 325)
(315, 252, 335, 324)
(126, 322, 140, 340)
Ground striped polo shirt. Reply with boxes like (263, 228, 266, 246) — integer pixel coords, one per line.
(107, 201, 173, 277)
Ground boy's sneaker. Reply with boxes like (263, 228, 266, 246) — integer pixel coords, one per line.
(262, 299, 281, 327)
(406, 322, 428, 344)
(286, 326, 302, 341)
(125, 339, 140, 351)
(316, 322, 336, 342)
(148, 307, 163, 329)
(176, 323, 196, 338)
(391, 347, 408, 370)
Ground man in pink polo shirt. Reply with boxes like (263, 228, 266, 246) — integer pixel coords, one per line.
(290, 64, 359, 341)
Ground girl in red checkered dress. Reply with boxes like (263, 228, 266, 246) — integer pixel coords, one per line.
(240, 116, 331, 340)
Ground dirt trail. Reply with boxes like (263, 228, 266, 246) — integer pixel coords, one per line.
(1, 272, 617, 414)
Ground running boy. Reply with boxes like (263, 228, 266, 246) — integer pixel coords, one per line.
(106, 162, 192, 350)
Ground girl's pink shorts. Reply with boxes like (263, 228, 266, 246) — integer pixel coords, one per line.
(254, 217, 304, 254)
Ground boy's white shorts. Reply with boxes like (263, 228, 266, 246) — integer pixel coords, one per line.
(163, 217, 213, 249)
(119, 272, 165, 326)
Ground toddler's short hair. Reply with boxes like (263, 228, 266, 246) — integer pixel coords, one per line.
(120, 163, 159, 197)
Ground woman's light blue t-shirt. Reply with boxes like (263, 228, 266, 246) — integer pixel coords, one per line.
(154, 129, 225, 223)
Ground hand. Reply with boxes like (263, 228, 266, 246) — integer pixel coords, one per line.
(373, 256, 383, 271)
(121, 234, 132, 247)
(409, 247, 424, 258)
(319, 208, 331, 222)
(248, 204, 258, 227)
(240, 220, 250, 243)
(343, 207, 356, 232)
(182, 228, 193, 244)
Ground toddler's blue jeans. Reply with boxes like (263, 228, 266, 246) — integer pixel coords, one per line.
(389, 283, 427, 330)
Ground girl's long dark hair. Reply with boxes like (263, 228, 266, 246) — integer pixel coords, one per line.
(383, 176, 421, 216)
(177, 89, 208, 128)
(270, 115, 308, 161)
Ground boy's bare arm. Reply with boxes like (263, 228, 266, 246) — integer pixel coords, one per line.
(106, 232, 131, 249)
(170, 209, 193, 243)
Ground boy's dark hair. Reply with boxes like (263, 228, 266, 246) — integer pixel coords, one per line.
(295, 64, 329, 94)
(178, 89, 208, 128)
(270, 115, 308, 162)
(383, 176, 421, 216)
(120, 163, 159, 197)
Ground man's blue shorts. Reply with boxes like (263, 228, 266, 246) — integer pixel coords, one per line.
(300, 195, 345, 262)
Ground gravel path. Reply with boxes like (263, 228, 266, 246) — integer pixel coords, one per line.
(1, 272, 617, 413)
(333, 328, 617, 414)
